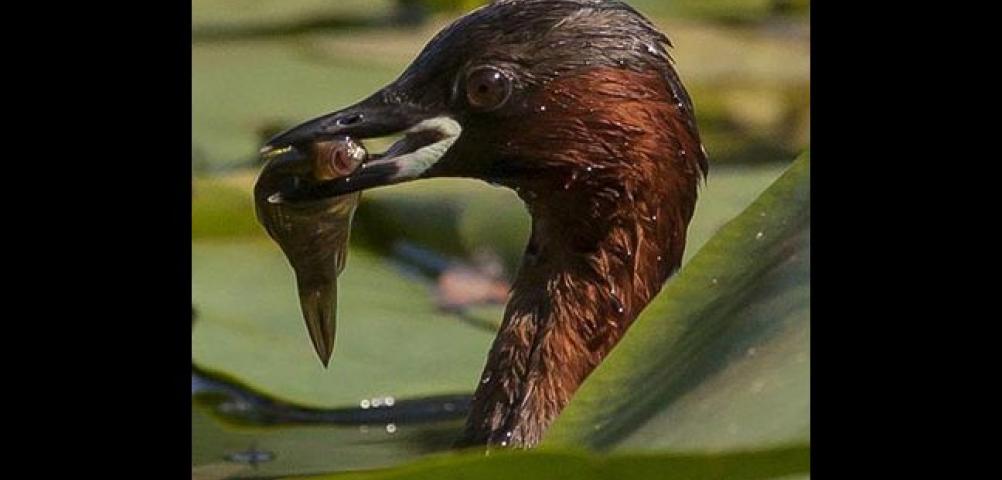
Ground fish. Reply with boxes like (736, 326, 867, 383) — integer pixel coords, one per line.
(253, 137, 367, 367)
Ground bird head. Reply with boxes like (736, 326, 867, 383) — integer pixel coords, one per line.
(262, 0, 707, 212)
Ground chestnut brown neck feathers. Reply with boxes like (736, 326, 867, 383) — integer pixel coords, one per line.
(456, 66, 707, 448)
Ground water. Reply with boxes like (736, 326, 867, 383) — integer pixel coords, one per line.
(225, 444, 275, 467)
(192, 366, 470, 478)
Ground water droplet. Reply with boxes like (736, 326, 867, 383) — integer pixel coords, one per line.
(651, 215, 657, 221)
(610, 295, 625, 316)
(538, 105, 547, 112)
(656, 256, 663, 262)
(711, 278, 719, 285)
(500, 441, 509, 447)
(384, 396, 395, 407)
(371, 397, 384, 408)
(481, 374, 492, 384)
(755, 232, 765, 240)
(360, 399, 371, 409)
(385, 423, 398, 434)
(585, 166, 594, 173)
(679, 149, 687, 156)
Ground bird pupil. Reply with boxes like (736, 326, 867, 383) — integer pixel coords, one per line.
(466, 67, 510, 111)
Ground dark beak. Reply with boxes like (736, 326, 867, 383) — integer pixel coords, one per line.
(263, 93, 431, 150)
(261, 93, 460, 203)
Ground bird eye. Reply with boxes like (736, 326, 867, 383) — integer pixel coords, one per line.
(465, 66, 512, 112)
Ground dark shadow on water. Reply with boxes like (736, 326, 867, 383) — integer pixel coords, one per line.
(193, 363, 471, 477)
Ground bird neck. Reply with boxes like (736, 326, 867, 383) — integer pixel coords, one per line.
(454, 65, 706, 449)
(457, 178, 693, 449)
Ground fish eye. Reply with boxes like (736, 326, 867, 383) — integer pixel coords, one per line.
(465, 66, 512, 112)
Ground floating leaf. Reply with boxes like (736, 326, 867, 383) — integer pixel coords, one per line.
(292, 444, 809, 480)
(193, 242, 500, 408)
(193, 176, 261, 240)
(544, 152, 810, 451)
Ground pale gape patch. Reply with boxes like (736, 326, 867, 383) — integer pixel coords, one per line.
(366, 116, 462, 180)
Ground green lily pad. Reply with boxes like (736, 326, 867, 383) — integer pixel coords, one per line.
(192, 176, 261, 240)
(544, 152, 810, 451)
(193, 241, 501, 408)
(292, 444, 809, 480)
